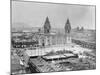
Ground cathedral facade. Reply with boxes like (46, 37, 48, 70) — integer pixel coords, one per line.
(37, 17, 72, 47)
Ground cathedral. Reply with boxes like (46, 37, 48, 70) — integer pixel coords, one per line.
(37, 17, 72, 47)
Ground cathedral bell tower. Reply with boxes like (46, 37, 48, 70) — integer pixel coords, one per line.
(44, 17, 51, 34)
(64, 18, 72, 44)
(43, 17, 51, 46)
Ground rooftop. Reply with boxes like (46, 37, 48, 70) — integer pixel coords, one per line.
(24, 44, 92, 57)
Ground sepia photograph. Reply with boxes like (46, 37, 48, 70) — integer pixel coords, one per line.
(11, 0, 96, 74)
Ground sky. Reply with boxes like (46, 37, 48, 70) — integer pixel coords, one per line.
(12, 1, 96, 29)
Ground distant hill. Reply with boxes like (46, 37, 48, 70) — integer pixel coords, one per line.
(12, 22, 41, 32)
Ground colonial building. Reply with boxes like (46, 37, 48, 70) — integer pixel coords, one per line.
(38, 17, 72, 47)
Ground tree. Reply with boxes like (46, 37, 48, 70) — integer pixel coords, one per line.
(38, 28, 41, 33)
(80, 27, 84, 31)
(76, 26, 80, 31)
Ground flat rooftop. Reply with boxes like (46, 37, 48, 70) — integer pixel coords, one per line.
(43, 53, 75, 59)
(24, 44, 92, 57)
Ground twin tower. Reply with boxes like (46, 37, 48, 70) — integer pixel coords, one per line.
(38, 17, 72, 47)
(43, 17, 71, 35)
